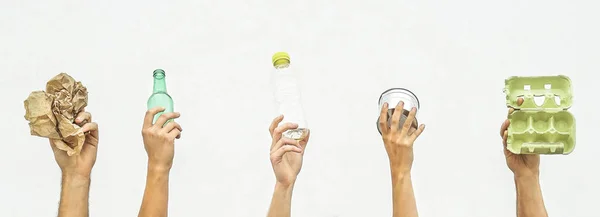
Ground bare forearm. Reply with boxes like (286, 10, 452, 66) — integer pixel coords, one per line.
(138, 167, 170, 217)
(391, 171, 418, 217)
(58, 173, 90, 217)
(515, 174, 547, 217)
(267, 183, 294, 217)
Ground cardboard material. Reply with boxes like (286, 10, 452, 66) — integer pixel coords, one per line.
(24, 73, 88, 156)
(504, 75, 576, 155)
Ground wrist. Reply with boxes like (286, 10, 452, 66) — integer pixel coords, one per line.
(61, 172, 91, 187)
(62, 171, 91, 181)
(61, 166, 92, 178)
(514, 172, 540, 183)
(390, 163, 412, 177)
(391, 170, 411, 182)
(514, 170, 540, 180)
(148, 161, 172, 174)
(274, 182, 295, 194)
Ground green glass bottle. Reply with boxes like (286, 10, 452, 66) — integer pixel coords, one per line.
(147, 69, 174, 124)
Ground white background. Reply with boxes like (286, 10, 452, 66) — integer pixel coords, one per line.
(0, 0, 597, 216)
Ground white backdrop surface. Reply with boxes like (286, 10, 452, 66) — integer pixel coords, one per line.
(0, 0, 597, 216)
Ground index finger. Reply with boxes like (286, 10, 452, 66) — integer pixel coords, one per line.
(378, 103, 389, 134)
(75, 112, 92, 126)
(272, 122, 299, 142)
(144, 107, 166, 128)
(269, 115, 284, 136)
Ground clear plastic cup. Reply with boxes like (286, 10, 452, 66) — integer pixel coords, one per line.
(377, 88, 420, 134)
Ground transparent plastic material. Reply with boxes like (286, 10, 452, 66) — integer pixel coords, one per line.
(147, 69, 174, 125)
(376, 88, 420, 135)
(271, 52, 308, 140)
(504, 75, 575, 154)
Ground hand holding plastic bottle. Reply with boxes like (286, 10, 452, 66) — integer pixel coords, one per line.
(378, 101, 425, 174)
(500, 98, 540, 177)
(268, 115, 309, 187)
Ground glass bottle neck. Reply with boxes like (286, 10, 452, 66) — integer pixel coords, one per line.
(153, 73, 167, 93)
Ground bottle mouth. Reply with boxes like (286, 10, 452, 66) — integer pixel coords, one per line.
(378, 88, 420, 111)
(153, 69, 165, 79)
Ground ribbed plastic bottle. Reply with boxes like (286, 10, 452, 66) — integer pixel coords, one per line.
(271, 52, 309, 140)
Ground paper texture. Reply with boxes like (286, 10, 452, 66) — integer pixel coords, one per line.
(24, 73, 88, 156)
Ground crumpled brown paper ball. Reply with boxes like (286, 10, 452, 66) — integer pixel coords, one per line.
(24, 73, 88, 156)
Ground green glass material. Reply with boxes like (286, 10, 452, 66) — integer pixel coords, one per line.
(147, 69, 174, 124)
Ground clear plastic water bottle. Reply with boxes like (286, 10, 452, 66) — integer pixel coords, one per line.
(271, 52, 309, 140)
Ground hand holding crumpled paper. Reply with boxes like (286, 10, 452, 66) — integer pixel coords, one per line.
(24, 73, 88, 156)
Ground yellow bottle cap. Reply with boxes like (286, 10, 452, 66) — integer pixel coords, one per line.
(272, 52, 291, 67)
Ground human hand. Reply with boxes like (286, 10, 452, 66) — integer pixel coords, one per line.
(142, 107, 182, 172)
(50, 110, 99, 178)
(379, 101, 425, 175)
(268, 115, 309, 187)
(500, 98, 540, 178)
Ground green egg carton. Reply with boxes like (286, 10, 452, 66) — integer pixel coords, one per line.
(504, 75, 576, 155)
